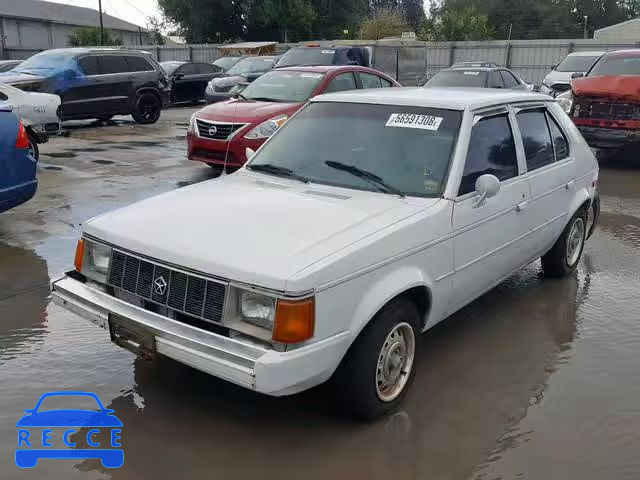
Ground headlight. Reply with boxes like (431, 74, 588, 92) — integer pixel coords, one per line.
(187, 114, 197, 134)
(556, 91, 573, 114)
(76, 239, 111, 283)
(244, 115, 288, 140)
(238, 290, 276, 329)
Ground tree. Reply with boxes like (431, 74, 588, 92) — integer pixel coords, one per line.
(147, 16, 168, 45)
(158, 0, 245, 43)
(359, 7, 410, 39)
(420, 5, 494, 41)
(68, 27, 123, 46)
(402, 0, 426, 31)
(246, 0, 317, 42)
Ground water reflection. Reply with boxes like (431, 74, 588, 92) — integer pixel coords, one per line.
(72, 265, 585, 480)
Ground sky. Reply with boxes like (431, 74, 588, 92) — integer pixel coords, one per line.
(47, 0, 160, 28)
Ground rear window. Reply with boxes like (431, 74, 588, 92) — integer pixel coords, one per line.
(248, 102, 462, 197)
(125, 56, 154, 72)
(588, 53, 640, 76)
(99, 55, 129, 74)
(556, 54, 601, 73)
(276, 48, 336, 68)
(426, 70, 488, 88)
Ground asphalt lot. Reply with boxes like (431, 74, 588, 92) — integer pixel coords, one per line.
(1, 107, 640, 480)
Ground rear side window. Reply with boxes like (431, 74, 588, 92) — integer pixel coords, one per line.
(488, 71, 505, 88)
(325, 72, 357, 93)
(197, 63, 220, 74)
(460, 114, 518, 195)
(0, 91, 7, 101)
(99, 55, 129, 74)
(124, 56, 153, 72)
(516, 109, 555, 171)
(78, 56, 99, 75)
(359, 72, 383, 88)
(547, 113, 570, 160)
(500, 70, 519, 88)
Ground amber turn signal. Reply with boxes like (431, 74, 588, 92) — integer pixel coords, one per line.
(272, 297, 315, 344)
(74, 238, 85, 272)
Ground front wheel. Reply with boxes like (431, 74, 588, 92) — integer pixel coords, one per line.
(542, 209, 587, 277)
(333, 297, 421, 421)
(132, 93, 162, 124)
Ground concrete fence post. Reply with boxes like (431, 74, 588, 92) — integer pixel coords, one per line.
(188, 45, 193, 62)
(448, 44, 456, 66)
(156, 46, 161, 62)
(504, 42, 512, 68)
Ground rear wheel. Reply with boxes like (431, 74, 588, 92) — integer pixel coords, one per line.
(132, 92, 162, 124)
(333, 297, 421, 421)
(27, 133, 39, 161)
(542, 209, 587, 277)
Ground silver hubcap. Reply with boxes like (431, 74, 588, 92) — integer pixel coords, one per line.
(376, 322, 415, 402)
(566, 217, 585, 267)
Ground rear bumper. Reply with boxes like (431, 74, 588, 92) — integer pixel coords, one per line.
(187, 131, 264, 167)
(51, 276, 350, 396)
(577, 125, 640, 149)
(0, 180, 37, 213)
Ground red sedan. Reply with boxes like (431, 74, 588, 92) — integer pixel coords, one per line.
(187, 65, 399, 173)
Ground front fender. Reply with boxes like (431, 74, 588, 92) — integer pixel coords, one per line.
(349, 266, 431, 339)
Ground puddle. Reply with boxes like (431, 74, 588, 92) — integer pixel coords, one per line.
(45, 151, 77, 158)
(92, 160, 115, 165)
(42, 165, 63, 171)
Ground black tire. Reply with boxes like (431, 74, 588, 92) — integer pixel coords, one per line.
(542, 208, 588, 278)
(132, 92, 162, 124)
(333, 297, 421, 421)
(208, 164, 224, 176)
(27, 134, 39, 161)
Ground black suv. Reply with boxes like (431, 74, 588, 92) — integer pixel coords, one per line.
(0, 48, 170, 124)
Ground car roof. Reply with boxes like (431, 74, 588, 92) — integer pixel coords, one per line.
(241, 55, 278, 61)
(276, 65, 380, 74)
(566, 51, 606, 57)
(601, 49, 640, 58)
(313, 87, 548, 110)
(34, 47, 151, 56)
(447, 66, 499, 72)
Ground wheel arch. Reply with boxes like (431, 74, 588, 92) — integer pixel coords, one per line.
(135, 87, 161, 101)
(568, 187, 592, 220)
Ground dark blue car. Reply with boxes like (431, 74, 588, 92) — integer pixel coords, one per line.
(0, 102, 37, 214)
(16, 391, 123, 468)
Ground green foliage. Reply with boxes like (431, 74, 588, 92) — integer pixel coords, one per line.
(359, 7, 411, 40)
(147, 16, 168, 45)
(68, 27, 123, 46)
(420, 5, 494, 41)
(158, 0, 245, 43)
(246, 0, 317, 42)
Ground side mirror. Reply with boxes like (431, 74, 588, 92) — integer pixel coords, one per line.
(473, 174, 501, 208)
(63, 69, 76, 80)
(246, 148, 256, 160)
(571, 72, 585, 79)
(174, 73, 185, 80)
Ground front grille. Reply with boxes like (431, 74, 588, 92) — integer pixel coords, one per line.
(108, 250, 227, 325)
(574, 97, 640, 121)
(196, 118, 246, 140)
(192, 148, 238, 164)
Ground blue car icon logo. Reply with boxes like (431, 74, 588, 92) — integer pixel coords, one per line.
(16, 391, 123, 468)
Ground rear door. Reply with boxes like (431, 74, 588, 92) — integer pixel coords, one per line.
(95, 55, 133, 114)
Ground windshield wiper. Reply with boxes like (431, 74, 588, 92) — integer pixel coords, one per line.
(324, 161, 406, 198)
(233, 92, 250, 101)
(249, 97, 286, 103)
(248, 163, 309, 184)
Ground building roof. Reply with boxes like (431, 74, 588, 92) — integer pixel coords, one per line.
(313, 87, 550, 110)
(0, 0, 146, 32)
(594, 18, 640, 34)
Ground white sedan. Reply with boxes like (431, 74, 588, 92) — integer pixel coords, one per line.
(52, 88, 599, 420)
(0, 82, 60, 159)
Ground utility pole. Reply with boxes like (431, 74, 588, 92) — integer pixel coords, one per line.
(98, 0, 104, 46)
(583, 15, 588, 39)
(508, 23, 513, 40)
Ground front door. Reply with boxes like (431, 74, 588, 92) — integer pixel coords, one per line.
(171, 64, 197, 103)
(58, 55, 101, 119)
(450, 111, 532, 310)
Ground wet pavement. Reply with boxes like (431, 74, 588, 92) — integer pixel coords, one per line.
(1, 109, 639, 479)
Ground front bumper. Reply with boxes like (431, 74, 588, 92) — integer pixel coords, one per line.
(187, 131, 265, 167)
(52, 276, 350, 396)
(577, 125, 640, 149)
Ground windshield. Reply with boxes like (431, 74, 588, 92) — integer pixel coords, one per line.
(242, 70, 325, 102)
(276, 48, 336, 67)
(14, 50, 77, 75)
(588, 53, 640, 76)
(160, 62, 184, 75)
(425, 70, 488, 88)
(555, 54, 601, 72)
(213, 56, 241, 71)
(226, 57, 275, 76)
(248, 102, 462, 197)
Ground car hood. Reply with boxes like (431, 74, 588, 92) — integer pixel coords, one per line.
(543, 70, 572, 86)
(572, 75, 640, 101)
(195, 99, 302, 123)
(85, 172, 426, 292)
(16, 410, 122, 427)
(0, 72, 46, 85)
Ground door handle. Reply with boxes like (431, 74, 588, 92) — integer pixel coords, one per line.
(516, 201, 528, 212)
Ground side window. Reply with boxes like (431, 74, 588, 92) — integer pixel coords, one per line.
(124, 56, 154, 72)
(546, 112, 570, 160)
(196, 63, 219, 74)
(324, 72, 357, 93)
(516, 109, 555, 171)
(500, 70, 519, 88)
(0, 91, 7, 101)
(359, 72, 383, 88)
(178, 63, 197, 75)
(380, 77, 393, 87)
(489, 71, 505, 88)
(78, 56, 99, 75)
(459, 114, 518, 196)
(98, 55, 129, 74)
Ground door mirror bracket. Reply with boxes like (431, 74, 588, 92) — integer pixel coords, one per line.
(472, 174, 501, 208)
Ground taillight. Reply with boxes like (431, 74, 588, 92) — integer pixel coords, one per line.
(15, 120, 29, 149)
